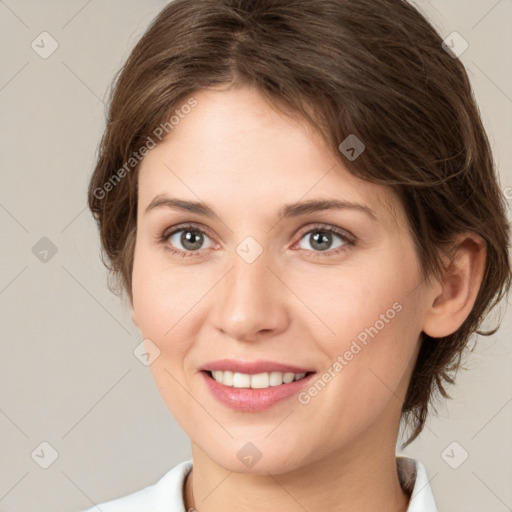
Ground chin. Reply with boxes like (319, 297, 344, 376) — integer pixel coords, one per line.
(195, 437, 313, 476)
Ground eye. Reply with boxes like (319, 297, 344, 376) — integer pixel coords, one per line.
(295, 225, 354, 255)
(160, 224, 215, 257)
(158, 223, 355, 258)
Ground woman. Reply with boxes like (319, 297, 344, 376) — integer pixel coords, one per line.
(81, 0, 511, 510)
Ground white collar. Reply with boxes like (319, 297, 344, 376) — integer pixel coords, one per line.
(397, 456, 438, 511)
(83, 457, 437, 512)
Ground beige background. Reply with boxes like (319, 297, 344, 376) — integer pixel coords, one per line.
(0, 1, 511, 511)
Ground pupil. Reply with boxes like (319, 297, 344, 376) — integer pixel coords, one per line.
(179, 230, 333, 252)
(311, 231, 332, 251)
(182, 230, 203, 250)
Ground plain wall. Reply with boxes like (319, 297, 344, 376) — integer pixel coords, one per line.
(0, 1, 510, 511)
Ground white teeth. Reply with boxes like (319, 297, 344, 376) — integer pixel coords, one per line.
(269, 371, 284, 386)
(222, 370, 234, 386)
(233, 372, 251, 388)
(250, 372, 269, 389)
(209, 370, 309, 388)
(283, 372, 295, 384)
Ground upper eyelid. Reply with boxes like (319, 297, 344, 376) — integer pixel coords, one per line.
(164, 223, 217, 248)
(165, 222, 355, 248)
(165, 222, 215, 239)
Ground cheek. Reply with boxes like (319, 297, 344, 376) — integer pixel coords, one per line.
(292, 251, 422, 403)
(293, 252, 419, 350)
(131, 249, 205, 426)
(131, 247, 204, 355)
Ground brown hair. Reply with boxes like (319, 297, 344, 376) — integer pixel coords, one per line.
(88, 0, 511, 445)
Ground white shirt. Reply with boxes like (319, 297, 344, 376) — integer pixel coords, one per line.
(78, 456, 437, 512)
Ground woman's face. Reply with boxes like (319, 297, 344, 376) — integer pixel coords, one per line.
(132, 85, 431, 473)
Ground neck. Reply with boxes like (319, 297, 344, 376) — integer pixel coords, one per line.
(183, 433, 409, 512)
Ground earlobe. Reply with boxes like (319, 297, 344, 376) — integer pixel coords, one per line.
(422, 233, 486, 338)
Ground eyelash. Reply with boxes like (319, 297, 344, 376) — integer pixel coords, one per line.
(157, 223, 356, 259)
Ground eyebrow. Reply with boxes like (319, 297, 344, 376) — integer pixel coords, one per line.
(144, 195, 377, 220)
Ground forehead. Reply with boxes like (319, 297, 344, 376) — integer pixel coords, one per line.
(137, 86, 406, 230)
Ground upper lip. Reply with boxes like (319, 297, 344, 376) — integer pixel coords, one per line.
(201, 359, 315, 375)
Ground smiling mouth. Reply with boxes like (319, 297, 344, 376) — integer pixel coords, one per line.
(203, 370, 315, 389)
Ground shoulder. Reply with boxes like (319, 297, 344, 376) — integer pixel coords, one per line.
(74, 459, 193, 512)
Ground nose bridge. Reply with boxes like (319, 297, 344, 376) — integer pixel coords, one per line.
(213, 243, 288, 340)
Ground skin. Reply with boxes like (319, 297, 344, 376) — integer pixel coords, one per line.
(131, 84, 486, 512)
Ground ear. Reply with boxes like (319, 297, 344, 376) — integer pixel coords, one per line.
(422, 232, 486, 338)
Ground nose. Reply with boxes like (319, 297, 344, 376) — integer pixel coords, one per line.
(211, 248, 290, 343)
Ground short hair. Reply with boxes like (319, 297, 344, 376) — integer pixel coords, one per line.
(87, 0, 511, 445)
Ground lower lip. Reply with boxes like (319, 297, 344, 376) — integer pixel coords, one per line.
(201, 371, 316, 412)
